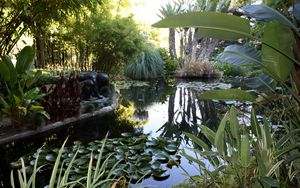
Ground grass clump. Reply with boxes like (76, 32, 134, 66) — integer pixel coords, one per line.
(176, 59, 220, 78)
(125, 47, 164, 80)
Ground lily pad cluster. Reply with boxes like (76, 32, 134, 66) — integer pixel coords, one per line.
(11, 133, 181, 182)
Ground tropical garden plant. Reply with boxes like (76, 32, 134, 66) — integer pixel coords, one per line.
(0, 46, 49, 126)
(153, 0, 300, 187)
(182, 106, 300, 187)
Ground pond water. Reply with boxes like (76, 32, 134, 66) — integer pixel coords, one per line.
(0, 78, 235, 187)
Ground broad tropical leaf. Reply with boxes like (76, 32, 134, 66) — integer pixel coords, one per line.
(239, 134, 250, 167)
(199, 89, 256, 102)
(243, 73, 275, 90)
(16, 46, 35, 74)
(216, 45, 261, 66)
(214, 112, 228, 155)
(262, 21, 295, 82)
(152, 12, 251, 40)
(2, 55, 17, 83)
(242, 4, 298, 32)
(0, 61, 10, 81)
(185, 132, 210, 151)
(229, 107, 239, 140)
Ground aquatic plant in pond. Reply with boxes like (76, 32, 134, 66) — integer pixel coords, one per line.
(11, 133, 181, 185)
(182, 107, 300, 187)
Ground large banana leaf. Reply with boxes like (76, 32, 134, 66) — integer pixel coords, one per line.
(243, 73, 275, 90)
(16, 46, 35, 74)
(216, 45, 261, 66)
(152, 12, 251, 40)
(262, 21, 294, 82)
(242, 4, 298, 32)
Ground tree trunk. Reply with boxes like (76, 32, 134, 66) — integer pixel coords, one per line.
(35, 28, 46, 68)
(169, 28, 177, 59)
(196, 37, 219, 62)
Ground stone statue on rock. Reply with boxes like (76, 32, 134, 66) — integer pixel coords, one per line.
(78, 72, 110, 100)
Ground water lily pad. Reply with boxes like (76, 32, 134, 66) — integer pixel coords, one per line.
(45, 154, 56, 162)
(78, 148, 89, 154)
(74, 158, 88, 166)
(121, 132, 133, 138)
(151, 161, 161, 169)
(154, 154, 169, 163)
(152, 170, 170, 181)
(164, 144, 178, 154)
(146, 140, 158, 147)
(139, 166, 152, 174)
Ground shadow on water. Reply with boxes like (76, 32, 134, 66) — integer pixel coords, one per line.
(0, 78, 232, 187)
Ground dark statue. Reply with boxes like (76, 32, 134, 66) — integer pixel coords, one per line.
(78, 72, 109, 100)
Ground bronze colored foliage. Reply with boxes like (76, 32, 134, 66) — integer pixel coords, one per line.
(41, 73, 81, 122)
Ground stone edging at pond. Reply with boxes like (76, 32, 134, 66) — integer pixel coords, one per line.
(0, 99, 118, 145)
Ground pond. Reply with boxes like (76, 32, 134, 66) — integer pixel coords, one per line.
(0, 78, 237, 187)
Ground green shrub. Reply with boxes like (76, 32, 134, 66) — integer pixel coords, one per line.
(213, 62, 247, 77)
(125, 47, 164, 80)
(91, 16, 146, 74)
(157, 48, 178, 73)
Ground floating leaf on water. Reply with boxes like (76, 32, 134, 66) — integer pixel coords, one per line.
(78, 148, 89, 154)
(139, 155, 152, 163)
(74, 167, 86, 174)
(87, 145, 99, 151)
(164, 144, 178, 154)
(68, 152, 75, 158)
(154, 154, 168, 163)
(151, 161, 161, 169)
(129, 143, 145, 151)
(139, 166, 152, 174)
(127, 155, 139, 161)
(45, 154, 56, 162)
(121, 132, 133, 138)
(152, 170, 170, 181)
(146, 140, 157, 147)
(74, 158, 88, 166)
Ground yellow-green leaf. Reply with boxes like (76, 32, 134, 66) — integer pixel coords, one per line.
(152, 12, 251, 40)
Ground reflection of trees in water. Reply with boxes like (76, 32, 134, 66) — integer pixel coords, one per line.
(159, 86, 219, 142)
(120, 80, 175, 121)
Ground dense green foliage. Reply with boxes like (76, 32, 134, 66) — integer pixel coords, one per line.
(88, 16, 146, 73)
(157, 48, 178, 74)
(0, 46, 49, 126)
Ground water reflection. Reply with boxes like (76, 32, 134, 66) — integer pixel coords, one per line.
(119, 79, 224, 141)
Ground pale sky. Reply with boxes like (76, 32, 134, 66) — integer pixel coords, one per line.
(131, 0, 169, 24)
